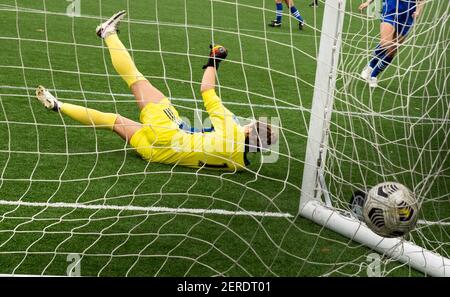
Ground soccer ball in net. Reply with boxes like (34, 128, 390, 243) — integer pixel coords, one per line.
(363, 182, 419, 238)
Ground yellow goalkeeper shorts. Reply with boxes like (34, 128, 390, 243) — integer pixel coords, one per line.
(130, 98, 181, 159)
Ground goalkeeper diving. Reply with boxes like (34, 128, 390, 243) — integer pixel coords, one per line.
(36, 11, 278, 171)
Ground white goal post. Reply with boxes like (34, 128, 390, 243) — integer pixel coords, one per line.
(299, 0, 450, 277)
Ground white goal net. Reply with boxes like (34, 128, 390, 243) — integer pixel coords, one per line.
(315, 0, 449, 276)
(0, 0, 448, 277)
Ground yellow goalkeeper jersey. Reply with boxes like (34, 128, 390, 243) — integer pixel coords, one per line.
(129, 89, 249, 171)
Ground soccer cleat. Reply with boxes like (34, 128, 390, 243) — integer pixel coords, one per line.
(360, 65, 373, 81)
(36, 86, 61, 111)
(299, 21, 305, 30)
(309, 1, 319, 7)
(268, 20, 281, 27)
(96, 10, 126, 39)
(368, 77, 378, 88)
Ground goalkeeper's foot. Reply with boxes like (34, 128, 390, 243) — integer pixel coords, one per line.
(360, 65, 373, 81)
(36, 86, 61, 111)
(268, 20, 281, 27)
(96, 10, 126, 38)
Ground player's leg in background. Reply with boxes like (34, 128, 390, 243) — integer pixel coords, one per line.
(379, 31, 407, 71)
(366, 43, 387, 72)
(285, 0, 305, 29)
(268, 0, 283, 27)
(361, 2, 412, 84)
(309, 0, 319, 8)
(370, 22, 397, 78)
(363, 22, 394, 77)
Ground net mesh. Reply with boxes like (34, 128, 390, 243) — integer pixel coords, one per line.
(0, 0, 447, 276)
(329, 0, 449, 272)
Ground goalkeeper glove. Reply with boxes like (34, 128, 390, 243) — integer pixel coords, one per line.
(202, 44, 228, 70)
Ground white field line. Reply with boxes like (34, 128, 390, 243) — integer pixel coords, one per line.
(1, 199, 446, 225)
(0, 4, 314, 39)
(0, 199, 293, 219)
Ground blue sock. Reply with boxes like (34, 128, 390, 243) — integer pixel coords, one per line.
(290, 6, 304, 23)
(276, 3, 283, 23)
(369, 44, 387, 69)
(371, 55, 394, 78)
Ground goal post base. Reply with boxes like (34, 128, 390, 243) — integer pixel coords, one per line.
(300, 200, 450, 277)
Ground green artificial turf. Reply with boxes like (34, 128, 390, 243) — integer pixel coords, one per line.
(0, 0, 447, 276)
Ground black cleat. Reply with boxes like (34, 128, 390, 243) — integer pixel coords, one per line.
(299, 21, 305, 30)
(268, 20, 281, 27)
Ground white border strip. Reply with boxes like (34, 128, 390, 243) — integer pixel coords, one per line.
(0, 273, 64, 277)
(0, 199, 293, 218)
(417, 219, 450, 226)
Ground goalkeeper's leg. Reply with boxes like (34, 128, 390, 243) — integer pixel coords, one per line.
(97, 11, 166, 110)
(36, 86, 141, 143)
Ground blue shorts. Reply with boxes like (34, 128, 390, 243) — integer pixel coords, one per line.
(381, 0, 416, 36)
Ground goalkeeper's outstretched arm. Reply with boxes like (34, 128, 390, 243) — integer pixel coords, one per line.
(200, 45, 228, 93)
(200, 45, 236, 130)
